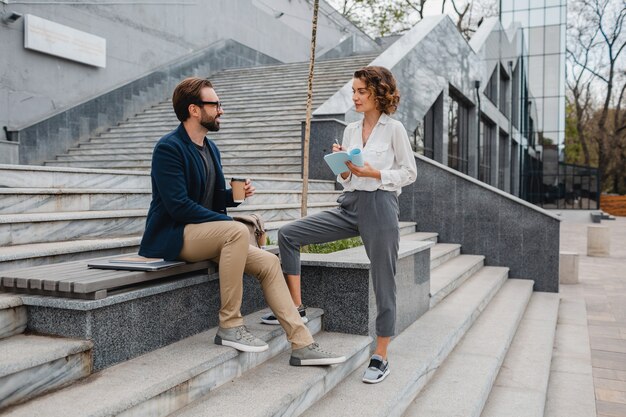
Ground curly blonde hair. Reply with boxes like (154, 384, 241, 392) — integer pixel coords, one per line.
(353, 66, 400, 114)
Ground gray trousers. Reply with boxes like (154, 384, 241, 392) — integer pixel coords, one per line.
(278, 190, 400, 337)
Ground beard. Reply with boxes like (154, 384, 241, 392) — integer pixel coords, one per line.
(200, 112, 220, 132)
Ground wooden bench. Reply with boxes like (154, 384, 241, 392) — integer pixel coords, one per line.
(0, 256, 212, 300)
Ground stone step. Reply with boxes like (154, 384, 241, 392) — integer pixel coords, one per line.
(0, 294, 26, 340)
(481, 292, 560, 417)
(0, 334, 93, 410)
(543, 298, 597, 417)
(87, 132, 300, 142)
(0, 237, 141, 272)
(244, 190, 341, 206)
(0, 210, 147, 246)
(220, 155, 301, 165)
(171, 332, 372, 417)
(1, 309, 323, 417)
(429, 243, 462, 269)
(429, 254, 486, 308)
(55, 153, 154, 161)
(0, 164, 150, 189)
(44, 160, 152, 169)
(230, 202, 339, 222)
(0, 188, 151, 214)
(301, 266, 509, 417)
(404, 279, 533, 417)
(401, 231, 439, 243)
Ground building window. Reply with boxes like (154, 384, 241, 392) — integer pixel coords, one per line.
(479, 117, 494, 184)
(448, 90, 470, 174)
(498, 131, 508, 190)
(413, 93, 442, 159)
(512, 60, 520, 129)
(485, 68, 498, 104)
(499, 65, 510, 118)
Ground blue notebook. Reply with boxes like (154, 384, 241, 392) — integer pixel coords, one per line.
(323, 149, 364, 175)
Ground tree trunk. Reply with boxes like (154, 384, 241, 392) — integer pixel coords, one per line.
(301, 0, 319, 218)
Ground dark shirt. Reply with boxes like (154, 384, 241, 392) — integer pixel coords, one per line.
(194, 141, 216, 210)
(138, 124, 238, 260)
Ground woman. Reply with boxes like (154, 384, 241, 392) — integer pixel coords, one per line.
(264, 66, 417, 383)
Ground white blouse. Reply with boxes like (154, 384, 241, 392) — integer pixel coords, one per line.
(337, 113, 417, 195)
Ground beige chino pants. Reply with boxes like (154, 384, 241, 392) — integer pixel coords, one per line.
(179, 221, 313, 349)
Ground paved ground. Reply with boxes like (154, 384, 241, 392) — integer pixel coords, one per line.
(557, 211, 626, 417)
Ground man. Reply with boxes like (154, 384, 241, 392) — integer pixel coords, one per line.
(139, 77, 344, 366)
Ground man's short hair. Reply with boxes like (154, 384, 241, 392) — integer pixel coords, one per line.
(172, 77, 213, 122)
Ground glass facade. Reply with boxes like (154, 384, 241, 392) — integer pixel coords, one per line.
(500, 0, 566, 151)
(448, 92, 470, 174)
(479, 117, 495, 184)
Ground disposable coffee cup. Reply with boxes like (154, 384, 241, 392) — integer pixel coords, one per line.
(231, 178, 246, 203)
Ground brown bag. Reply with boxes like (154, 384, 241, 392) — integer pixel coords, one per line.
(232, 214, 267, 248)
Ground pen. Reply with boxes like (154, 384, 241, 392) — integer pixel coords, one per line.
(334, 138, 342, 150)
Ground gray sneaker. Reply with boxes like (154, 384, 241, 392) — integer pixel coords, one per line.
(214, 325, 269, 353)
(289, 342, 346, 366)
(362, 354, 390, 384)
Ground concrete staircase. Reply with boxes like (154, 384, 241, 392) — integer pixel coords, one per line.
(43, 56, 376, 175)
(0, 55, 375, 272)
(2, 229, 592, 416)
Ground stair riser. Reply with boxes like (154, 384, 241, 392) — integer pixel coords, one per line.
(0, 351, 92, 410)
(221, 156, 300, 165)
(98, 125, 298, 138)
(0, 168, 149, 189)
(114, 317, 322, 417)
(0, 306, 27, 340)
(0, 217, 146, 246)
(430, 259, 486, 309)
(45, 161, 152, 169)
(230, 204, 338, 223)
(244, 192, 340, 206)
(0, 244, 140, 273)
(120, 114, 306, 127)
(431, 246, 462, 269)
(0, 193, 151, 214)
(65, 147, 299, 156)
(56, 154, 153, 161)
(88, 133, 299, 142)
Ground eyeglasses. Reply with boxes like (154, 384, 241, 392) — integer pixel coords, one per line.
(197, 101, 222, 110)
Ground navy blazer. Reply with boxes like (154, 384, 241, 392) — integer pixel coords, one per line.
(139, 124, 237, 260)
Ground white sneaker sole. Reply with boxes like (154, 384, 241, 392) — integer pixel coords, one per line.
(290, 355, 347, 366)
(216, 338, 269, 353)
(261, 316, 309, 325)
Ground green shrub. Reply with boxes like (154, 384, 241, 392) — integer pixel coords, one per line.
(301, 237, 363, 254)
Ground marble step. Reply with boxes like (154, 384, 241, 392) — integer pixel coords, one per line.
(244, 190, 341, 206)
(0, 188, 151, 214)
(543, 298, 597, 417)
(0, 164, 150, 189)
(97, 124, 298, 138)
(0, 334, 93, 410)
(481, 292, 560, 417)
(404, 279, 534, 417)
(229, 202, 339, 222)
(0, 237, 141, 272)
(0, 294, 26, 340)
(401, 231, 439, 243)
(429, 243, 462, 269)
(56, 153, 153, 161)
(220, 148, 301, 157)
(0, 209, 147, 246)
(87, 132, 301, 142)
(429, 254, 486, 308)
(220, 155, 301, 165)
(172, 332, 372, 417)
(301, 266, 509, 417)
(44, 160, 152, 169)
(119, 113, 306, 128)
(1, 309, 324, 417)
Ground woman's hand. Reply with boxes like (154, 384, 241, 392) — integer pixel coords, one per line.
(244, 179, 256, 197)
(345, 161, 381, 179)
(332, 143, 344, 153)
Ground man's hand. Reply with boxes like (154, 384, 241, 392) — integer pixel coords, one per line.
(244, 179, 256, 197)
(345, 161, 381, 179)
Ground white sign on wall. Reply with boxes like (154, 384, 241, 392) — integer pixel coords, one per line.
(24, 14, 106, 68)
